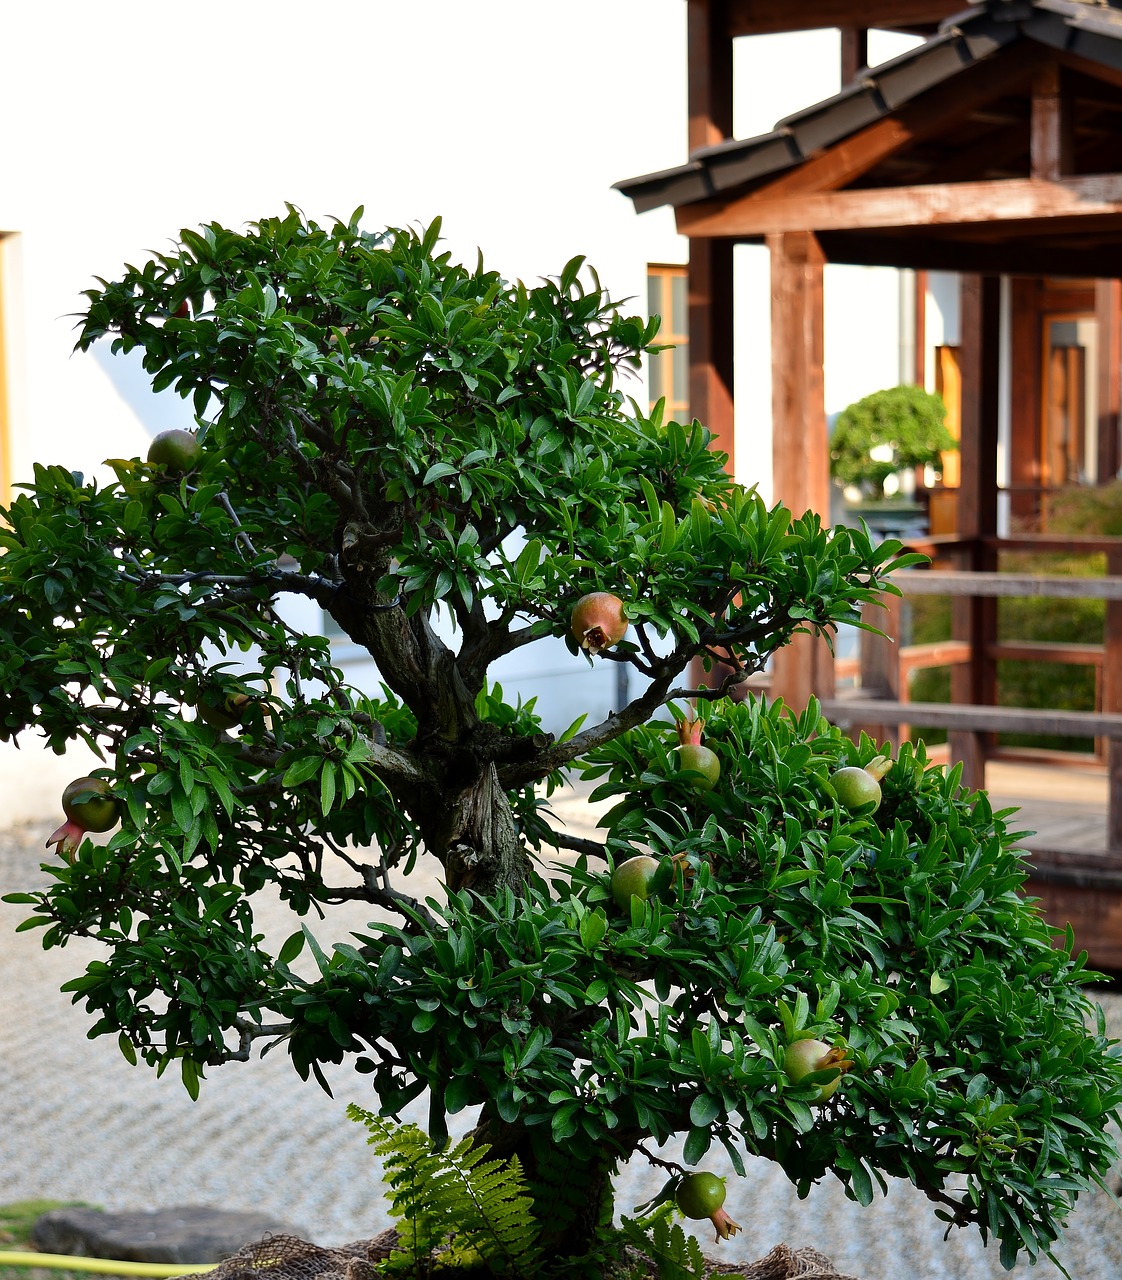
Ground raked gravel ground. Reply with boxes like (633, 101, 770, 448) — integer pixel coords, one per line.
(3, 785, 1122, 1280)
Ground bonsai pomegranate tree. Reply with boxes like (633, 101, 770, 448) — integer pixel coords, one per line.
(2, 210, 1121, 1275)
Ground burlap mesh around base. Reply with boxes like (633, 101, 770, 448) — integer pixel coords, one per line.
(712, 1242, 859, 1279)
(188, 1233, 859, 1280)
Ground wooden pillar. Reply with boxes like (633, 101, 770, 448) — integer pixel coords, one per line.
(686, 0, 735, 473)
(1096, 278, 1122, 484)
(1030, 64, 1073, 183)
(840, 27, 869, 86)
(687, 0, 732, 153)
(914, 269, 928, 388)
(1105, 547, 1122, 851)
(688, 243, 736, 472)
(685, 1, 737, 697)
(1009, 277, 1043, 526)
(769, 232, 829, 518)
(950, 273, 1001, 787)
(767, 230, 833, 711)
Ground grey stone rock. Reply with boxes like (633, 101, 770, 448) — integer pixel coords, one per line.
(31, 1205, 303, 1265)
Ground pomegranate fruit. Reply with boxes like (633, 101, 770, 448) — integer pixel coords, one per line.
(46, 776, 120, 860)
(62, 776, 119, 831)
(674, 717, 720, 791)
(830, 765, 881, 813)
(148, 428, 201, 473)
(674, 1172, 741, 1242)
(610, 854, 660, 910)
(783, 1037, 854, 1103)
(569, 592, 628, 654)
(196, 691, 251, 730)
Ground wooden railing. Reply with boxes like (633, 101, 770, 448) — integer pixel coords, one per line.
(821, 535, 1122, 849)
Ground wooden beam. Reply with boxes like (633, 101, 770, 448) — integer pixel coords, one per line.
(725, 0, 959, 37)
(892, 570, 1122, 600)
(676, 173, 1122, 238)
(814, 230, 1122, 278)
(1055, 46, 1122, 96)
(823, 697, 1122, 738)
(688, 0, 733, 153)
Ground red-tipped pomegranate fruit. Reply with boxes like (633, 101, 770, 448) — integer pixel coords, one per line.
(569, 592, 628, 654)
(674, 1171, 741, 1241)
(675, 717, 721, 791)
(46, 776, 120, 860)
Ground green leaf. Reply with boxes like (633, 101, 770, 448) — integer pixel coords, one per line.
(118, 1033, 138, 1066)
(321, 763, 337, 815)
(689, 1093, 721, 1128)
(277, 931, 306, 965)
(682, 1126, 712, 1165)
(282, 755, 322, 788)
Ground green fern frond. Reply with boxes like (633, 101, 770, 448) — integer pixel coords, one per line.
(618, 1212, 716, 1280)
(349, 1105, 542, 1277)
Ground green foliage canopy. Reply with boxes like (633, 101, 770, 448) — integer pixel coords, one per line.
(830, 384, 956, 496)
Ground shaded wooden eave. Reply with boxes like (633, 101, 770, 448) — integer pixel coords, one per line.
(719, 0, 966, 38)
(616, 0, 1122, 277)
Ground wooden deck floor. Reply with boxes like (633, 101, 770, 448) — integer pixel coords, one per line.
(983, 758, 1109, 852)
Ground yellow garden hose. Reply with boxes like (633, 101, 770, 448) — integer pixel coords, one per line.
(0, 1252, 216, 1276)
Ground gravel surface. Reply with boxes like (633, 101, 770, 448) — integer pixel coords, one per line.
(3, 797, 1122, 1280)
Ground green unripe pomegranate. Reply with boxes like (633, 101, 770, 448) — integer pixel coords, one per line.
(147, 428, 201, 473)
(674, 1171, 741, 1241)
(830, 765, 882, 813)
(783, 1037, 854, 1103)
(610, 854, 660, 910)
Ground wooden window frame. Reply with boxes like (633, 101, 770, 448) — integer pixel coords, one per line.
(646, 263, 689, 421)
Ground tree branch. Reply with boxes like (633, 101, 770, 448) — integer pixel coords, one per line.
(498, 661, 684, 788)
(543, 831, 608, 861)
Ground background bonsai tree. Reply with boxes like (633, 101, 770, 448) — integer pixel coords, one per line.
(829, 384, 956, 501)
(2, 211, 1120, 1276)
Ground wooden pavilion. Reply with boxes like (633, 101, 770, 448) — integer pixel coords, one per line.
(616, 0, 1122, 970)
